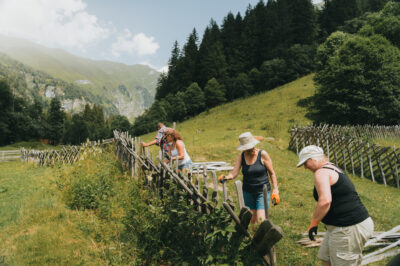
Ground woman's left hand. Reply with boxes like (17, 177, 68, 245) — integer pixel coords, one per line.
(271, 188, 280, 205)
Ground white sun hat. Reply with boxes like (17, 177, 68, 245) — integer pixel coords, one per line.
(297, 145, 324, 167)
(237, 132, 260, 151)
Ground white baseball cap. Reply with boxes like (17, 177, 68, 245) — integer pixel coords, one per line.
(297, 145, 324, 167)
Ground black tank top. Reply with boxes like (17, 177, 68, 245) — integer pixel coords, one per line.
(242, 150, 270, 193)
(313, 165, 369, 226)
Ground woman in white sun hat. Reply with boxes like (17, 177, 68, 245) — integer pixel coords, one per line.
(221, 132, 280, 224)
(297, 145, 373, 266)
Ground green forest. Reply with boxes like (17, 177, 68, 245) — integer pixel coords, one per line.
(0, 80, 130, 145)
(1, 0, 400, 146)
(131, 0, 400, 135)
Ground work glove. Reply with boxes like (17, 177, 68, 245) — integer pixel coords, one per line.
(218, 175, 226, 183)
(308, 219, 320, 241)
(271, 191, 280, 205)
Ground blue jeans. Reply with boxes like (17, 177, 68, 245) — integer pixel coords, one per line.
(243, 190, 270, 210)
(178, 160, 193, 170)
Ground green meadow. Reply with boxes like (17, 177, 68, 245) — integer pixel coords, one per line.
(0, 74, 399, 265)
(141, 74, 400, 264)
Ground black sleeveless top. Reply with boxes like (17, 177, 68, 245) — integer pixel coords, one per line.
(313, 164, 369, 226)
(242, 150, 270, 193)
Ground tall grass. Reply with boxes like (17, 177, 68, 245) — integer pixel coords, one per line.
(0, 149, 130, 265)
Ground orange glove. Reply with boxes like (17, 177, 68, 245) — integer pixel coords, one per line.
(218, 175, 226, 183)
(271, 191, 280, 205)
(308, 219, 320, 241)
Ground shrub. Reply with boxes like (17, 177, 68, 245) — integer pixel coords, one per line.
(122, 179, 262, 265)
(65, 172, 113, 211)
(313, 33, 400, 125)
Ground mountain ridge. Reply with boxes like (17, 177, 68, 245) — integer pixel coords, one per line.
(0, 35, 160, 120)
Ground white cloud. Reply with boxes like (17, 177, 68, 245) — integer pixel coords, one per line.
(111, 29, 159, 57)
(158, 65, 168, 73)
(0, 0, 108, 50)
(139, 60, 166, 73)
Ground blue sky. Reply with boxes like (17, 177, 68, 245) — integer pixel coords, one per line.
(0, 0, 323, 72)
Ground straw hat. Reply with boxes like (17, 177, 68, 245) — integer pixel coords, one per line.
(237, 132, 259, 151)
(297, 145, 324, 167)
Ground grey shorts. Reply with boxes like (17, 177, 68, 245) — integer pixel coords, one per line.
(318, 217, 374, 265)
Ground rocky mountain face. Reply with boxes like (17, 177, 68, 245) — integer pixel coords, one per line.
(0, 35, 159, 121)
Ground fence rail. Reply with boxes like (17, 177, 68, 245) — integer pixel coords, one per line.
(309, 124, 400, 139)
(289, 125, 399, 189)
(113, 130, 283, 265)
(20, 138, 114, 166)
(0, 150, 21, 162)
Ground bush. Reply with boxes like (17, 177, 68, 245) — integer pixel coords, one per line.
(122, 179, 262, 265)
(59, 151, 120, 218)
(313, 33, 400, 124)
(65, 172, 113, 211)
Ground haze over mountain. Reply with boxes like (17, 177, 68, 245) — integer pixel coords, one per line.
(0, 35, 160, 120)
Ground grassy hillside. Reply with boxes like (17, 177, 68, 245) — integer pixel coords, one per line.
(0, 35, 159, 119)
(0, 35, 159, 93)
(0, 75, 398, 265)
(141, 74, 400, 265)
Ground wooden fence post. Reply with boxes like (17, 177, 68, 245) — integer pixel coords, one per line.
(235, 180, 245, 209)
(368, 143, 375, 183)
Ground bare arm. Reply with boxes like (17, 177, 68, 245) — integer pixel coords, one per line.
(141, 139, 157, 147)
(312, 169, 332, 221)
(171, 140, 185, 161)
(164, 144, 173, 164)
(225, 153, 242, 180)
(261, 150, 279, 193)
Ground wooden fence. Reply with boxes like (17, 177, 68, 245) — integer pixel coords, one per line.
(113, 130, 283, 266)
(0, 150, 21, 162)
(289, 125, 399, 189)
(313, 124, 400, 139)
(21, 138, 114, 166)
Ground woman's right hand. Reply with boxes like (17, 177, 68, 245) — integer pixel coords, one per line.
(218, 175, 226, 183)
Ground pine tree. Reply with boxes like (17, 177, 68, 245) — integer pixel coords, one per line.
(320, 0, 362, 38)
(0, 80, 12, 145)
(166, 92, 187, 121)
(48, 98, 65, 144)
(231, 73, 253, 99)
(197, 21, 230, 90)
(204, 78, 226, 108)
(183, 82, 205, 116)
(221, 12, 246, 77)
(287, 0, 318, 45)
(179, 29, 199, 89)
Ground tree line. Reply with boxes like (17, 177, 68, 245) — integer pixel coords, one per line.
(0, 80, 131, 146)
(131, 0, 391, 135)
(311, 1, 400, 125)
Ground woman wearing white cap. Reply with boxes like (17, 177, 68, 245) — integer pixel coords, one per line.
(297, 145, 374, 266)
(222, 132, 280, 224)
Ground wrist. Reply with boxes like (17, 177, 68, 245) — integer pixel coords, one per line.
(310, 219, 320, 228)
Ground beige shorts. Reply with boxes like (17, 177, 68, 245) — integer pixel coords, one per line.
(318, 217, 374, 266)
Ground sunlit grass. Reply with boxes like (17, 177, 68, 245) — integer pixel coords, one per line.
(0, 151, 128, 265)
(0, 74, 399, 265)
(0, 141, 56, 151)
(141, 74, 400, 265)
